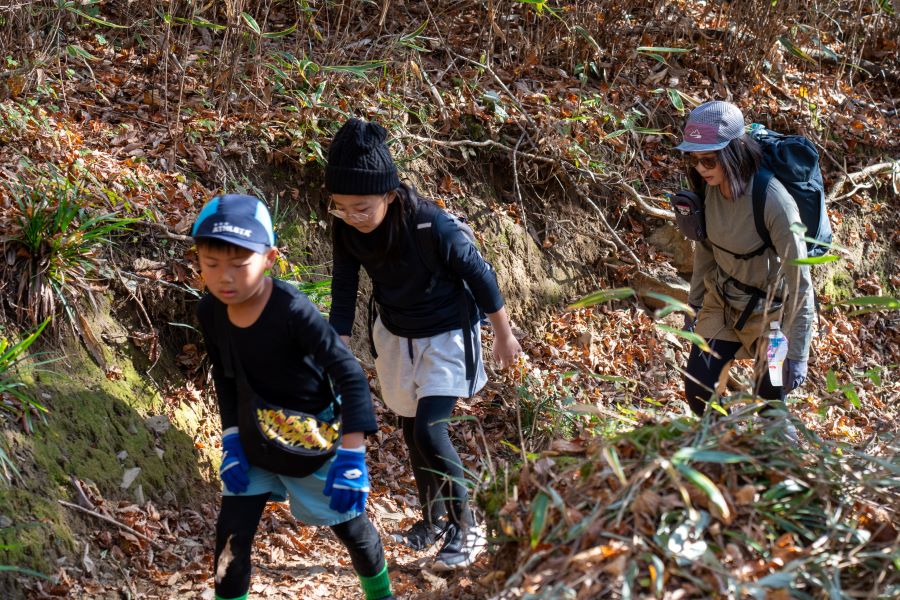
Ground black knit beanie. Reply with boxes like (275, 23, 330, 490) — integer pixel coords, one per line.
(325, 118, 400, 195)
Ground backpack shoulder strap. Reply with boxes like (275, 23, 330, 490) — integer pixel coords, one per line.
(751, 169, 775, 252)
(413, 197, 443, 278)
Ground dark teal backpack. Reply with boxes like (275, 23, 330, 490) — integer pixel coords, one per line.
(749, 125, 833, 258)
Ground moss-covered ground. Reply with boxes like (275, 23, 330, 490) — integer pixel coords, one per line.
(0, 309, 216, 589)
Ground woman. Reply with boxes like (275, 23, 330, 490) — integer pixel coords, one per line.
(675, 101, 814, 428)
(325, 118, 521, 571)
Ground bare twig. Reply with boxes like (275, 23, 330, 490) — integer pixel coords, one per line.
(827, 161, 898, 201)
(117, 270, 200, 297)
(617, 182, 675, 221)
(511, 133, 529, 235)
(563, 179, 640, 264)
(417, 58, 447, 121)
(402, 134, 553, 165)
(141, 221, 194, 243)
(447, 50, 540, 139)
(59, 500, 166, 551)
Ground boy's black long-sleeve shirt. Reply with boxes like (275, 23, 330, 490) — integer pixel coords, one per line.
(197, 278, 377, 435)
(329, 204, 504, 338)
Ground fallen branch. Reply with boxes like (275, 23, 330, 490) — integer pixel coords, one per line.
(617, 182, 675, 221)
(827, 161, 898, 201)
(59, 499, 166, 551)
(69, 475, 96, 511)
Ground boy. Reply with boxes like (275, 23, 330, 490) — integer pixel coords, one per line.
(192, 194, 393, 600)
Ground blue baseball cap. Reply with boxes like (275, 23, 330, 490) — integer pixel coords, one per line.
(191, 194, 276, 253)
(675, 101, 745, 152)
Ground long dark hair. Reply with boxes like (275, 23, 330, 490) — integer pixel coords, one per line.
(688, 134, 762, 199)
(332, 182, 418, 266)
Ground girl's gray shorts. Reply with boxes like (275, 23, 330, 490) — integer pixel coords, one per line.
(372, 316, 487, 417)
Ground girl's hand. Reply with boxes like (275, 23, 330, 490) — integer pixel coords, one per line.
(485, 307, 522, 369)
(492, 331, 522, 369)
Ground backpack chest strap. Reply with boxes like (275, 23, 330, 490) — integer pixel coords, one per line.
(707, 238, 769, 261)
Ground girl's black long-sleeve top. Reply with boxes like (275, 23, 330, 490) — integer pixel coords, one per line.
(329, 202, 504, 338)
(197, 278, 377, 435)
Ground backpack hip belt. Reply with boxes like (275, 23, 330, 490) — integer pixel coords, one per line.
(717, 276, 783, 332)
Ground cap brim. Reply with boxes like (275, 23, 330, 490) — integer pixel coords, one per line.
(193, 233, 270, 254)
(675, 140, 731, 152)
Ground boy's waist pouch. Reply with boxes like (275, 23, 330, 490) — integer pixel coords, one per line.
(237, 377, 342, 479)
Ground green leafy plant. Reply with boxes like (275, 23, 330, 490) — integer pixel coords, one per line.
(276, 256, 333, 314)
(0, 317, 51, 481)
(2, 168, 136, 326)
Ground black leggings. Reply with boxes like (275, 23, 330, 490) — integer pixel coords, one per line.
(399, 395, 472, 529)
(214, 494, 384, 599)
(684, 339, 784, 416)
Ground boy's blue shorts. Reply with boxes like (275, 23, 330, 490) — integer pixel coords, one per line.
(222, 455, 362, 526)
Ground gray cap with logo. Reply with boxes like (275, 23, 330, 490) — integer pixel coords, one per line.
(675, 101, 746, 152)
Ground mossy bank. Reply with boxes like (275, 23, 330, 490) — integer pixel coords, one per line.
(0, 301, 218, 592)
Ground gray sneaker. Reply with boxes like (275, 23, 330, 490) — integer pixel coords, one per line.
(432, 523, 487, 571)
(390, 518, 447, 551)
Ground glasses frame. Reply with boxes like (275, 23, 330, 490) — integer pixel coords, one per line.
(687, 154, 719, 170)
(327, 192, 391, 225)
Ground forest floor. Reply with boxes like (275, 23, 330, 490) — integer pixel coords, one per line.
(2, 1, 898, 598)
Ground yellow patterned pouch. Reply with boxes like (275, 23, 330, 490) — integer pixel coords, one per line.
(256, 408, 341, 451)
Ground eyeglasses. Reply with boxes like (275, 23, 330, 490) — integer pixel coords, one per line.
(328, 192, 391, 224)
(328, 205, 371, 225)
(687, 154, 719, 170)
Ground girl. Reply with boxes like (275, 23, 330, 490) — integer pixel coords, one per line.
(675, 101, 814, 433)
(326, 118, 521, 571)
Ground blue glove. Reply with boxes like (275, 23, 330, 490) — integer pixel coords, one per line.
(220, 429, 250, 494)
(783, 358, 808, 392)
(323, 447, 370, 514)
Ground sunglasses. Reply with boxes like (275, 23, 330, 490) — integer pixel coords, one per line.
(687, 154, 719, 170)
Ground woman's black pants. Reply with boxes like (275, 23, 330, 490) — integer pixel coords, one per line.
(683, 339, 784, 416)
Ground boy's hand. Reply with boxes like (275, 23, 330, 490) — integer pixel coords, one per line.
(492, 331, 522, 370)
(220, 429, 250, 494)
(323, 447, 370, 513)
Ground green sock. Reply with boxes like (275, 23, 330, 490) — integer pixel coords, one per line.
(359, 564, 392, 600)
(215, 594, 248, 600)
